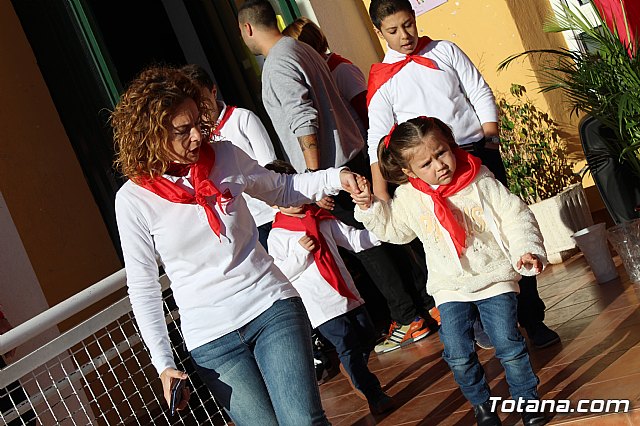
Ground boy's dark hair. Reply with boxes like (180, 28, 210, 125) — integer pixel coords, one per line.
(265, 159, 297, 175)
(238, 0, 277, 29)
(378, 116, 456, 185)
(369, 0, 414, 29)
(180, 64, 214, 91)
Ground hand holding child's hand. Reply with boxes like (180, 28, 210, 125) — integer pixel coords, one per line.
(517, 253, 543, 274)
(351, 175, 373, 210)
(316, 196, 335, 211)
(298, 235, 317, 252)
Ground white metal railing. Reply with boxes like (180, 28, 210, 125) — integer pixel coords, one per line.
(0, 269, 229, 425)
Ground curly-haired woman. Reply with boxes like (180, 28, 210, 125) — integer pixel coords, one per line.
(112, 65, 362, 426)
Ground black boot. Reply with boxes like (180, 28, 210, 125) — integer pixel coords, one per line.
(522, 410, 547, 426)
(473, 400, 501, 426)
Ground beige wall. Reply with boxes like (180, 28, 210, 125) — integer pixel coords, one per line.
(308, 0, 384, 75)
(0, 2, 121, 322)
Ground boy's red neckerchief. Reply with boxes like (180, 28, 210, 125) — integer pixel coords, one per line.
(366, 36, 438, 106)
(272, 206, 359, 300)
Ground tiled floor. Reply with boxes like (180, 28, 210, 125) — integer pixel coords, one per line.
(319, 253, 640, 425)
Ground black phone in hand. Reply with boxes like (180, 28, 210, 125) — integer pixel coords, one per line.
(170, 378, 186, 416)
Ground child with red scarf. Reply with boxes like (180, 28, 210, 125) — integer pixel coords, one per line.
(367, 0, 560, 353)
(265, 160, 394, 416)
(353, 117, 547, 426)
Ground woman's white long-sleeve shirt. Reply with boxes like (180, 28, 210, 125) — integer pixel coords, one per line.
(115, 141, 345, 374)
(354, 167, 546, 306)
(367, 40, 498, 164)
(215, 103, 278, 227)
(267, 219, 380, 328)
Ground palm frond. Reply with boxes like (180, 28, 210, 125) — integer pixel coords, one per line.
(498, 1, 640, 178)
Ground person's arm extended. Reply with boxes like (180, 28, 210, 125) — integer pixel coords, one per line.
(371, 163, 391, 201)
(482, 122, 499, 138)
(298, 133, 320, 170)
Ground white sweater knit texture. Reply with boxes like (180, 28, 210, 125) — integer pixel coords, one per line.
(354, 167, 546, 306)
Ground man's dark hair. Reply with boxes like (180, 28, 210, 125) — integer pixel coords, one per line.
(264, 159, 297, 175)
(180, 64, 214, 91)
(369, 0, 414, 29)
(238, 0, 277, 29)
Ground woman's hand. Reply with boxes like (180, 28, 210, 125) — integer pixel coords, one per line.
(517, 253, 543, 274)
(352, 175, 373, 210)
(298, 235, 318, 252)
(339, 170, 362, 195)
(160, 368, 190, 412)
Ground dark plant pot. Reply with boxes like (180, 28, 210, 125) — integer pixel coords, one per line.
(578, 116, 640, 224)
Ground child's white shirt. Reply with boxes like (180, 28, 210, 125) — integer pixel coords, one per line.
(215, 103, 278, 226)
(367, 39, 498, 164)
(268, 217, 380, 328)
(354, 167, 547, 306)
(327, 54, 368, 140)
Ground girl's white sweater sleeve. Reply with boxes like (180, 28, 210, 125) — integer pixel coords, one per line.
(479, 176, 547, 274)
(115, 193, 176, 374)
(354, 196, 417, 245)
(329, 219, 381, 253)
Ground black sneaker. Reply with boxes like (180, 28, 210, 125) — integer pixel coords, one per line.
(473, 400, 501, 426)
(525, 322, 560, 348)
(368, 392, 395, 415)
(522, 409, 548, 426)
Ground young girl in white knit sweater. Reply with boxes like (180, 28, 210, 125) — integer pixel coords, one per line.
(352, 116, 547, 426)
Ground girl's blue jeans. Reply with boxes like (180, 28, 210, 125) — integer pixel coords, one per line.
(190, 297, 330, 426)
(438, 292, 540, 405)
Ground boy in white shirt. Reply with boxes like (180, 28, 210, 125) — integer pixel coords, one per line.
(181, 64, 278, 249)
(365, 0, 560, 349)
(265, 160, 394, 415)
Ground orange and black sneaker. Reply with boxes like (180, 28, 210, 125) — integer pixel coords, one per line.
(429, 307, 442, 326)
(374, 316, 437, 354)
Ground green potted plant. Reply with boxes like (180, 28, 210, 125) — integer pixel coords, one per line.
(497, 83, 592, 264)
(498, 1, 640, 177)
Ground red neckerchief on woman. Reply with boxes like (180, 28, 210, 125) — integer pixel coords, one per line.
(408, 148, 481, 257)
(210, 105, 236, 139)
(137, 143, 232, 239)
(366, 36, 439, 106)
(272, 205, 359, 300)
(326, 52, 353, 72)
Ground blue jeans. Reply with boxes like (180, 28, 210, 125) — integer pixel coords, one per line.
(438, 292, 539, 405)
(317, 306, 382, 401)
(190, 297, 329, 426)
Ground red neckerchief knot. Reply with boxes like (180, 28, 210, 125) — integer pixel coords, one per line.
(137, 143, 233, 239)
(272, 206, 359, 300)
(367, 36, 439, 106)
(408, 148, 481, 257)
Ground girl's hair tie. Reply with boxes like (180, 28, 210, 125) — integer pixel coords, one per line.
(383, 123, 398, 149)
